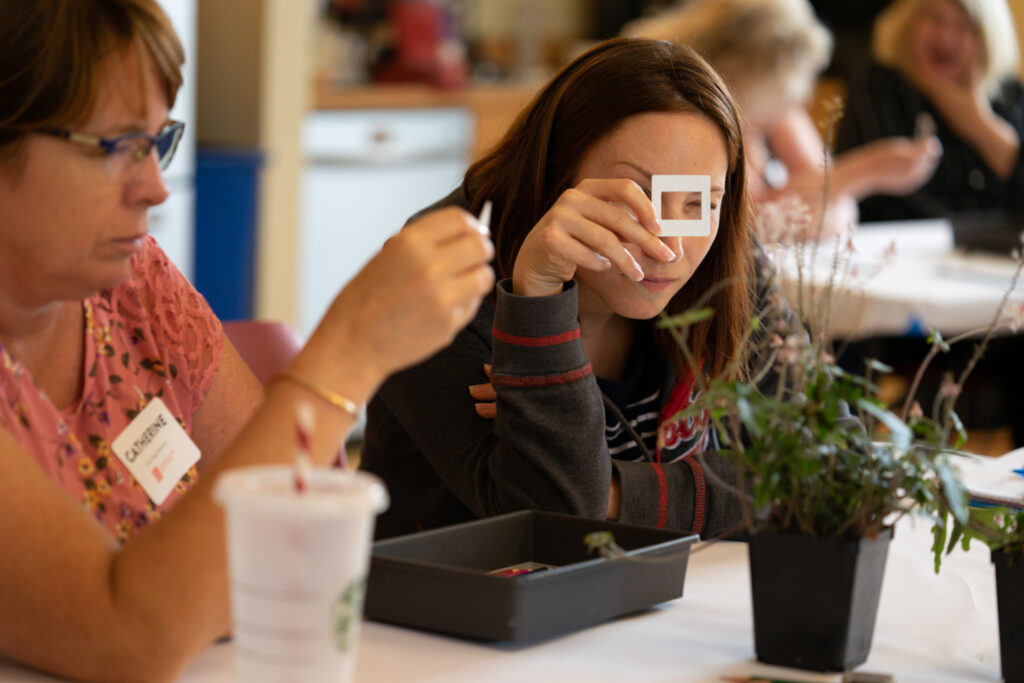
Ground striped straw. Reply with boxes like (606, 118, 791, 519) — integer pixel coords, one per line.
(294, 401, 315, 493)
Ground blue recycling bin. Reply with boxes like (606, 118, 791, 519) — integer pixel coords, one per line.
(194, 147, 265, 321)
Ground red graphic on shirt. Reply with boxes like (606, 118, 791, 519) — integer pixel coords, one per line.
(151, 466, 163, 482)
(657, 369, 710, 462)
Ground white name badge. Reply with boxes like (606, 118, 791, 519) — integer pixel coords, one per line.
(111, 396, 201, 506)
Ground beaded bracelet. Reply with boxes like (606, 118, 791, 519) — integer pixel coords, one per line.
(274, 371, 360, 417)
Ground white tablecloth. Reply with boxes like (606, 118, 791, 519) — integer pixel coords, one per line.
(0, 515, 1004, 682)
(773, 219, 1024, 339)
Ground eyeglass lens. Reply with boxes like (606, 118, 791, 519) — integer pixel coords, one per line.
(154, 123, 183, 170)
(108, 122, 183, 178)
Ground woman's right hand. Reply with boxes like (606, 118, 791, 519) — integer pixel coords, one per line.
(512, 178, 678, 297)
(315, 207, 495, 385)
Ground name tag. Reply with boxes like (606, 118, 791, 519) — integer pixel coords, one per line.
(111, 396, 201, 506)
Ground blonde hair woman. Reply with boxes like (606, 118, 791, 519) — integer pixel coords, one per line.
(627, 0, 942, 239)
(837, 0, 1024, 220)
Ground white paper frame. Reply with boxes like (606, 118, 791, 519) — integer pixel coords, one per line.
(652, 174, 711, 236)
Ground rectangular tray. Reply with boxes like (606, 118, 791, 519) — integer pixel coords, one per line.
(365, 510, 697, 643)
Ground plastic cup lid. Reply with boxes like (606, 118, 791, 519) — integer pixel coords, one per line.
(214, 465, 389, 518)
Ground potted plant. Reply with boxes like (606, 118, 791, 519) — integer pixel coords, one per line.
(658, 102, 1024, 672)
(937, 503, 1024, 681)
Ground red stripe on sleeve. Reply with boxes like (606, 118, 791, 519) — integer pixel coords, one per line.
(684, 456, 706, 536)
(650, 463, 668, 529)
(490, 363, 592, 388)
(492, 327, 581, 347)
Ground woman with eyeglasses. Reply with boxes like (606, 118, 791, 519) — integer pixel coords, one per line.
(0, 0, 493, 680)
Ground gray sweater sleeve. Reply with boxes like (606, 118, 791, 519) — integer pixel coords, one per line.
(491, 279, 726, 532)
(372, 278, 716, 532)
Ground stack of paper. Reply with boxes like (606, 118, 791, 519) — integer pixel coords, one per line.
(953, 447, 1024, 509)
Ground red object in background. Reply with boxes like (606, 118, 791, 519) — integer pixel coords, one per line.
(373, 0, 467, 89)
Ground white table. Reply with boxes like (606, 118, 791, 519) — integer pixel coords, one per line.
(0, 515, 1004, 682)
(772, 219, 1024, 339)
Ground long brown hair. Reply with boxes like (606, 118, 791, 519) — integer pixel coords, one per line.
(463, 37, 754, 379)
(0, 0, 183, 166)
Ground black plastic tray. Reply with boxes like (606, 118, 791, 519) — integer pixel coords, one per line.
(364, 510, 698, 643)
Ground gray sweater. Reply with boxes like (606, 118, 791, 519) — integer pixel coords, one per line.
(358, 190, 834, 539)
(361, 268, 766, 539)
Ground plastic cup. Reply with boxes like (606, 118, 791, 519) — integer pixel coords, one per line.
(214, 465, 389, 683)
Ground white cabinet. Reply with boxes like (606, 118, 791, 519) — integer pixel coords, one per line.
(298, 108, 474, 336)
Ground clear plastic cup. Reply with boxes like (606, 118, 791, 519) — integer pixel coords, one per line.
(214, 465, 389, 683)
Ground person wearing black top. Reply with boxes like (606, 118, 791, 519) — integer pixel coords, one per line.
(836, 0, 1024, 221)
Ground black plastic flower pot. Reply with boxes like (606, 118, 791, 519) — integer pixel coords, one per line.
(992, 548, 1024, 683)
(748, 527, 893, 672)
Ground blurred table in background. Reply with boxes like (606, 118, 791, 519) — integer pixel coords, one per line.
(773, 219, 1024, 340)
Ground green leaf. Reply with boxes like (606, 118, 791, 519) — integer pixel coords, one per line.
(864, 358, 893, 374)
(857, 399, 911, 449)
(927, 329, 951, 353)
(932, 523, 947, 574)
(657, 308, 715, 329)
(936, 463, 969, 525)
(948, 411, 968, 449)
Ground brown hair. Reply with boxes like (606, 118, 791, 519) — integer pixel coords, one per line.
(0, 0, 184, 166)
(463, 37, 754, 379)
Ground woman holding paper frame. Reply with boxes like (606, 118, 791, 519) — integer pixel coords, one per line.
(0, 0, 493, 679)
(360, 38, 836, 539)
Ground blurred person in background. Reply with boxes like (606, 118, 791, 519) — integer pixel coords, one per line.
(0, 0, 493, 679)
(836, 0, 1024, 221)
(626, 0, 942, 240)
(835, 0, 1024, 453)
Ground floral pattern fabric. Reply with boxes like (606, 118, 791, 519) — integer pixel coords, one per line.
(0, 236, 223, 542)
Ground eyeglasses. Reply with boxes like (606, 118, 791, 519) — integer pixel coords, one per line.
(39, 119, 185, 180)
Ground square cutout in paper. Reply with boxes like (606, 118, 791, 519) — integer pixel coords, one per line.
(652, 174, 711, 237)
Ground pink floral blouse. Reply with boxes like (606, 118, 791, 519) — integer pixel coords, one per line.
(0, 236, 223, 542)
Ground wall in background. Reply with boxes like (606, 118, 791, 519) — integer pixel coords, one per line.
(197, 0, 316, 326)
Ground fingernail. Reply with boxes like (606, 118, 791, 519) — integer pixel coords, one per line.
(595, 253, 612, 269)
(629, 254, 644, 281)
(477, 200, 492, 229)
(660, 243, 677, 262)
